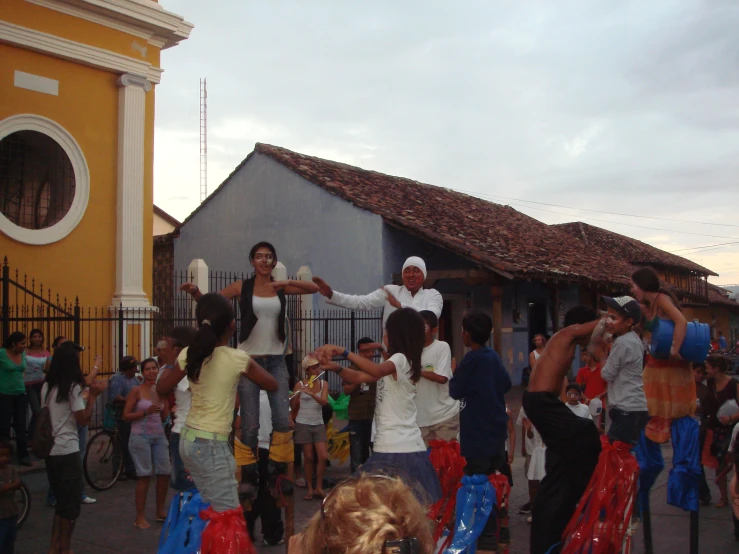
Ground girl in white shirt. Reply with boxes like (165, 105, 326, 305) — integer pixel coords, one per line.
(318, 308, 442, 504)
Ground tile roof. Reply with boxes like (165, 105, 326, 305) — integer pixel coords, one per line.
(554, 221, 717, 276)
(707, 284, 739, 310)
(254, 144, 635, 286)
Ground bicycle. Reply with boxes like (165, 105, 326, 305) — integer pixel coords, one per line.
(83, 404, 124, 491)
(15, 479, 30, 529)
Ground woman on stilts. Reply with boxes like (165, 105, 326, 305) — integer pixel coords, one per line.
(180, 242, 318, 498)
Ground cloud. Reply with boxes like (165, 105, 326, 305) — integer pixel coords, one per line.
(154, 0, 739, 283)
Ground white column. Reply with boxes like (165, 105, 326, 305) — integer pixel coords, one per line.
(112, 73, 151, 308)
(188, 259, 209, 319)
(272, 262, 287, 281)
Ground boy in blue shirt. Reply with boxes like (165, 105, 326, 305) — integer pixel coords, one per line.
(449, 310, 512, 552)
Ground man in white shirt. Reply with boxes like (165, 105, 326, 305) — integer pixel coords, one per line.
(312, 256, 443, 326)
(416, 311, 459, 447)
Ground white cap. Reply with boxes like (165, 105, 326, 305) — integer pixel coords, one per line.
(589, 397, 603, 417)
(402, 256, 427, 279)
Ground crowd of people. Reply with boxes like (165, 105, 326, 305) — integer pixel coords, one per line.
(1, 241, 738, 553)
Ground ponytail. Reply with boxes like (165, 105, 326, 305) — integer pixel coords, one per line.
(185, 293, 235, 383)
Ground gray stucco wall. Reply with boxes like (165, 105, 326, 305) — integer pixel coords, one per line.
(174, 153, 386, 309)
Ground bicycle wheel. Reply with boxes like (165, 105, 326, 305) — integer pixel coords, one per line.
(15, 481, 30, 529)
(84, 430, 123, 491)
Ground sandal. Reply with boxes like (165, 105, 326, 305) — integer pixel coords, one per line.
(133, 521, 150, 529)
(304, 493, 314, 501)
(716, 500, 728, 508)
(156, 515, 167, 523)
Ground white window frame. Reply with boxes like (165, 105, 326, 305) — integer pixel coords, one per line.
(0, 114, 90, 245)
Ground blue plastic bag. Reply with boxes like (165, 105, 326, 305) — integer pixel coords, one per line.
(444, 474, 495, 554)
(158, 490, 209, 554)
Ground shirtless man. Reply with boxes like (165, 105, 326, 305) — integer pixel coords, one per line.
(521, 306, 604, 554)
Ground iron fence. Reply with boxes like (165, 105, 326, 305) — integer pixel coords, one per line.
(1, 259, 383, 425)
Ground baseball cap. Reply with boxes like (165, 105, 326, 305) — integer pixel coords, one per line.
(301, 355, 320, 370)
(120, 355, 139, 372)
(601, 296, 641, 322)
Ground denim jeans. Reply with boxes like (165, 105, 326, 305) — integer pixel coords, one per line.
(238, 355, 290, 449)
(179, 427, 238, 512)
(0, 393, 28, 461)
(608, 408, 649, 446)
(0, 515, 17, 553)
(169, 432, 195, 491)
(129, 433, 171, 476)
(348, 419, 372, 473)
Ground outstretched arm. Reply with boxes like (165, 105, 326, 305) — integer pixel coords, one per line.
(273, 279, 319, 296)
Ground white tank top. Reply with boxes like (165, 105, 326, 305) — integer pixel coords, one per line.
(240, 295, 283, 356)
(296, 380, 324, 426)
(533, 350, 541, 361)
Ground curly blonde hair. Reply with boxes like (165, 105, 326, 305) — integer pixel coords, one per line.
(301, 474, 434, 554)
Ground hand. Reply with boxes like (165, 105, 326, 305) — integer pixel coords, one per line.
(669, 348, 682, 361)
(171, 405, 178, 414)
(312, 276, 333, 299)
(89, 380, 107, 395)
(522, 418, 532, 431)
(81, 389, 90, 402)
(271, 280, 290, 292)
(180, 282, 199, 296)
(507, 451, 514, 465)
(719, 415, 732, 426)
(315, 344, 344, 363)
(384, 287, 402, 309)
(146, 404, 163, 415)
(93, 355, 102, 369)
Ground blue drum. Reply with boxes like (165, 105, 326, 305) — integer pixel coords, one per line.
(650, 318, 710, 363)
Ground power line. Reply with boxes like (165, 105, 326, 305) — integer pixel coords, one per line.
(670, 241, 739, 253)
(455, 189, 739, 228)
(462, 191, 739, 240)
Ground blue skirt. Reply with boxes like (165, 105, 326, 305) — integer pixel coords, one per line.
(356, 451, 442, 505)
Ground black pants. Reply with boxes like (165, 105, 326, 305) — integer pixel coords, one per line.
(0, 393, 28, 461)
(348, 419, 372, 473)
(245, 448, 283, 545)
(25, 383, 43, 442)
(464, 454, 504, 552)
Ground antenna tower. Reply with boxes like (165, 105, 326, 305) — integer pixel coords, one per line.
(199, 78, 208, 203)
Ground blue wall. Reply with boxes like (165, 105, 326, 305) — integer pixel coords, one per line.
(174, 153, 387, 309)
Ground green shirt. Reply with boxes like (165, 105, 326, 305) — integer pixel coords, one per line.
(0, 349, 27, 396)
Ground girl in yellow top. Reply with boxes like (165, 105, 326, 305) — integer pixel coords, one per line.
(158, 293, 277, 518)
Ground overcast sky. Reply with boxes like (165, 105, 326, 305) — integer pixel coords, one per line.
(153, 0, 739, 285)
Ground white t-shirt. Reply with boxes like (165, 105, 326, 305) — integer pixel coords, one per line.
(516, 407, 536, 454)
(416, 340, 459, 427)
(258, 390, 272, 450)
(41, 383, 85, 456)
(566, 402, 593, 420)
(240, 295, 283, 356)
(171, 376, 192, 435)
(373, 353, 426, 454)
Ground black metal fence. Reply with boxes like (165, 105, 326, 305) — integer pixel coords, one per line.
(1, 259, 383, 426)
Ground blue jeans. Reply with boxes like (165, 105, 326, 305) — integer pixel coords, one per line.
(179, 427, 238, 512)
(129, 433, 171, 476)
(238, 355, 290, 449)
(169, 432, 195, 491)
(348, 419, 372, 473)
(0, 515, 17, 554)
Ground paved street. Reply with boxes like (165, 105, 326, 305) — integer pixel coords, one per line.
(15, 387, 738, 553)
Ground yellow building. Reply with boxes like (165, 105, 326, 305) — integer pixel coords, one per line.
(0, 0, 192, 310)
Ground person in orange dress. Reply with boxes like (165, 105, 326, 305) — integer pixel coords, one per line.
(631, 267, 695, 444)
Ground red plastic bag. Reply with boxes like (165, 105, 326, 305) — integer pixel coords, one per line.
(427, 440, 466, 545)
(200, 507, 256, 554)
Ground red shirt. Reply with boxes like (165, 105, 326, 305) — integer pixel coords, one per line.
(576, 364, 607, 400)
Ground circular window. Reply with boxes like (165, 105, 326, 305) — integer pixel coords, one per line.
(0, 115, 89, 245)
(1, 130, 76, 230)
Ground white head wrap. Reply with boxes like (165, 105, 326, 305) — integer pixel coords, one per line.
(402, 256, 427, 280)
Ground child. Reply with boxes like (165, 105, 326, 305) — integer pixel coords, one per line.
(516, 406, 538, 516)
(289, 474, 434, 554)
(290, 356, 330, 500)
(576, 350, 607, 429)
(0, 439, 20, 552)
(416, 311, 459, 446)
(565, 384, 593, 420)
(449, 310, 512, 551)
(317, 307, 441, 504)
(599, 296, 648, 445)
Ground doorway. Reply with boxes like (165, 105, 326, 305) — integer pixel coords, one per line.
(528, 302, 548, 352)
